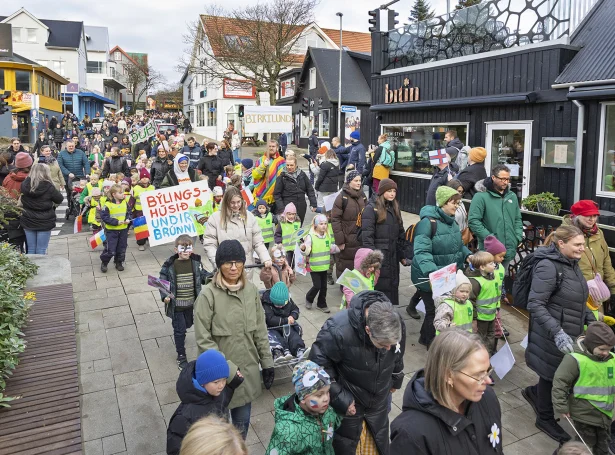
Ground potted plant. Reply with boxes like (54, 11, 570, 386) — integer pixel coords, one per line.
(521, 192, 562, 215)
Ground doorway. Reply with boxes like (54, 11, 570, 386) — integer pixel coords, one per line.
(484, 122, 533, 201)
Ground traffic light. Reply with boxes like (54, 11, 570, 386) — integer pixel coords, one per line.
(0, 91, 9, 115)
(238, 105, 244, 118)
(300, 97, 309, 115)
(389, 10, 399, 29)
(368, 9, 379, 33)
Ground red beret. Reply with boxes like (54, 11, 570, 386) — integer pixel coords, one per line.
(570, 200, 599, 217)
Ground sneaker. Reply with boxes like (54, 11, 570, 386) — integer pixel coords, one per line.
(283, 350, 293, 361)
(327, 275, 335, 285)
(535, 418, 572, 443)
(406, 304, 421, 320)
(521, 386, 539, 417)
(177, 355, 188, 371)
(138, 245, 145, 251)
(115, 262, 125, 271)
(100, 263, 108, 273)
(272, 349, 284, 363)
(317, 306, 330, 313)
(305, 299, 313, 310)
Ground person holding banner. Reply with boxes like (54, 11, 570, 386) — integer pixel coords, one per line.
(203, 186, 271, 272)
(161, 153, 198, 187)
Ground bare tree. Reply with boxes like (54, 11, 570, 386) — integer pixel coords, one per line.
(178, 0, 319, 106)
(152, 83, 183, 109)
(123, 61, 166, 109)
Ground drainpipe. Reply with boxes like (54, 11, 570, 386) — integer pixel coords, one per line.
(571, 86, 584, 202)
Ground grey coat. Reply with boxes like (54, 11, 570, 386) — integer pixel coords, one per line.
(525, 244, 596, 380)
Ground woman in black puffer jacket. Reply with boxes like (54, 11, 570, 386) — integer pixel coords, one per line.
(309, 291, 405, 455)
(315, 149, 339, 208)
(522, 224, 595, 443)
(20, 163, 63, 254)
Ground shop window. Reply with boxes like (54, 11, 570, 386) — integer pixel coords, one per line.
(309, 68, 316, 90)
(207, 101, 217, 127)
(598, 104, 615, 195)
(382, 123, 468, 175)
(318, 109, 330, 138)
(15, 71, 31, 92)
(300, 113, 315, 138)
(196, 104, 205, 127)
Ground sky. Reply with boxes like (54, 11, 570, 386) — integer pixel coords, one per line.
(10, 0, 450, 84)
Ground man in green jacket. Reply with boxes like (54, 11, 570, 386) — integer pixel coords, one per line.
(468, 164, 523, 269)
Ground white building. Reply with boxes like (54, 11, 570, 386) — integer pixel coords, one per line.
(110, 45, 149, 113)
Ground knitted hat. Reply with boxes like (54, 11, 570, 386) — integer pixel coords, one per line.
(484, 235, 506, 255)
(194, 350, 229, 386)
(584, 322, 615, 353)
(269, 282, 289, 307)
(378, 178, 397, 196)
(15, 152, 33, 169)
(241, 158, 253, 169)
(283, 202, 297, 216)
(215, 239, 246, 268)
(255, 199, 268, 210)
(436, 185, 459, 207)
(571, 200, 600, 217)
(349, 131, 360, 141)
(91, 188, 102, 197)
(313, 214, 328, 226)
(469, 147, 487, 163)
(455, 270, 471, 290)
(139, 168, 150, 180)
(346, 170, 361, 184)
(177, 155, 189, 163)
(213, 186, 223, 197)
(292, 360, 331, 401)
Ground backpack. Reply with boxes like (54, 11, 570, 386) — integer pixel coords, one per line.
(378, 142, 395, 168)
(453, 145, 472, 171)
(511, 253, 564, 309)
(399, 218, 437, 263)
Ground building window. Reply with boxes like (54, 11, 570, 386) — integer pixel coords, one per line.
(27, 28, 37, 43)
(87, 61, 105, 74)
(207, 101, 217, 127)
(53, 61, 65, 77)
(381, 123, 468, 175)
(114, 51, 122, 61)
(598, 104, 615, 195)
(188, 82, 193, 100)
(280, 78, 295, 98)
(196, 104, 205, 127)
(309, 67, 316, 90)
(318, 109, 330, 138)
(12, 27, 22, 42)
(0, 70, 4, 89)
(15, 71, 31, 92)
(300, 113, 315, 138)
(224, 35, 240, 48)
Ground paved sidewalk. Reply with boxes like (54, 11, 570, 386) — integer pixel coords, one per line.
(46, 209, 571, 454)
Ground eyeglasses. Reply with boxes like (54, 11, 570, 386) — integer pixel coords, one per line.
(222, 261, 244, 268)
(456, 366, 494, 384)
(493, 175, 510, 183)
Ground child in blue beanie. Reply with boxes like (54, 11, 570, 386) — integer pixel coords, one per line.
(166, 349, 244, 455)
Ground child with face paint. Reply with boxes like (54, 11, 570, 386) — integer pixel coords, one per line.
(159, 234, 211, 371)
(266, 360, 342, 455)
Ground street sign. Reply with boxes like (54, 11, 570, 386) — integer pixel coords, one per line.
(209, 107, 216, 112)
(341, 105, 357, 113)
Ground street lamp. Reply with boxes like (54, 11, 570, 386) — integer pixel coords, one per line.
(336, 12, 343, 140)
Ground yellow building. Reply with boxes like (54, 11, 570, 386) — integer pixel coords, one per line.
(0, 53, 68, 142)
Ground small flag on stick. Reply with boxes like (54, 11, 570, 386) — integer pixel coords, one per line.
(429, 149, 448, 166)
(74, 215, 83, 234)
(241, 187, 254, 206)
(132, 216, 150, 241)
(89, 230, 106, 249)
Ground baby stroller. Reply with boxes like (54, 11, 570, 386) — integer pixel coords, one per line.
(65, 175, 86, 220)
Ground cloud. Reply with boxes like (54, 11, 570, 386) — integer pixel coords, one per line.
(14, 0, 450, 83)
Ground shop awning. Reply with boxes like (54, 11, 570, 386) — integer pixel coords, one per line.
(370, 92, 538, 112)
(79, 91, 114, 105)
(567, 84, 615, 100)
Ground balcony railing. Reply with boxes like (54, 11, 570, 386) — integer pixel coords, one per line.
(385, 0, 599, 70)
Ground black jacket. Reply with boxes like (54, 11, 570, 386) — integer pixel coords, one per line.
(526, 244, 595, 380)
(456, 163, 487, 199)
(52, 127, 65, 142)
(166, 360, 235, 455)
(197, 155, 224, 189)
(315, 159, 340, 193)
(426, 166, 453, 206)
(217, 148, 234, 167)
(150, 157, 173, 189)
(19, 178, 64, 231)
(161, 168, 198, 188)
(273, 170, 317, 215)
(261, 289, 300, 329)
(308, 134, 319, 156)
(390, 370, 503, 455)
(102, 155, 129, 178)
(309, 291, 406, 455)
(360, 198, 405, 306)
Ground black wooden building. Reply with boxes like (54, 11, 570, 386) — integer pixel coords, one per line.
(367, 0, 615, 225)
(277, 48, 372, 149)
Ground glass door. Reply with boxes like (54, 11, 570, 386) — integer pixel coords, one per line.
(485, 122, 533, 201)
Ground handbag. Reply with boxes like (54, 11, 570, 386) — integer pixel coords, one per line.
(372, 163, 390, 181)
(585, 250, 611, 303)
(461, 227, 474, 245)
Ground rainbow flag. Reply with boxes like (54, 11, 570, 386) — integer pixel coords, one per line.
(89, 230, 106, 249)
(133, 216, 149, 241)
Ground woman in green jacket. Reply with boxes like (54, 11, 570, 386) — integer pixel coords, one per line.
(194, 239, 275, 439)
(411, 186, 471, 348)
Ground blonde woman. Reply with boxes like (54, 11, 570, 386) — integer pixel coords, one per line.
(390, 330, 503, 454)
(179, 416, 247, 455)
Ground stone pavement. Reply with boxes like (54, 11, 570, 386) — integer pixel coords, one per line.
(45, 210, 572, 454)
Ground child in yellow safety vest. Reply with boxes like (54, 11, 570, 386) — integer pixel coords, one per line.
(466, 251, 498, 356)
(552, 322, 615, 455)
(83, 187, 106, 236)
(483, 235, 510, 339)
(100, 184, 130, 273)
(79, 172, 103, 206)
(341, 248, 383, 309)
(252, 199, 275, 249)
(434, 270, 474, 335)
(300, 214, 339, 313)
(275, 202, 301, 267)
(131, 176, 155, 250)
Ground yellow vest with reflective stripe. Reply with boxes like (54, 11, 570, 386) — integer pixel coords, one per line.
(474, 275, 500, 321)
(309, 233, 331, 272)
(570, 352, 615, 418)
(256, 213, 274, 244)
(86, 181, 103, 195)
(88, 197, 103, 224)
(281, 221, 300, 251)
(494, 264, 505, 308)
(132, 184, 155, 211)
(436, 298, 474, 335)
(104, 200, 128, 230)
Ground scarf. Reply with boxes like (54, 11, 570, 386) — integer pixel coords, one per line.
(215, 271, 243, 292)
(173, 153, 191, 185)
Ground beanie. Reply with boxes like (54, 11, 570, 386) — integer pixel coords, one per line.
(241, 158, 253, 169)
(454, 269, 471, 291)
(435, 185, 459, 207)
(194, 349, 229, 387)
(377, 178, 397, 196)
(213, 186, 223, 197)
(139, 168, 150, 180)
(312, 128, 318, 134)
(571, 200, 600, 217)
(215, 239, 246, 268)
(283, 202, 297, 217)
(255, 199, 268, 210)
(484, 235, 506, 255)
(584, 322, 615, 353)
(91, 188, 102, 197)
(292, 360, 331, 401)
(15, 152, 33, 169)
(469, 147, 487, 163)
(349, 131, 360, 141)
(269, 281, 289, 306)
(313, 214, 328, 226)
(346, 170, 361, 184)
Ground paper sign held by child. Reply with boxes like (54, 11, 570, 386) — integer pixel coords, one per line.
(429, 263, 457, 297)
(147, 275, 174, 298)
(336, 269, 372, 295)
(491, 341, 515, 379)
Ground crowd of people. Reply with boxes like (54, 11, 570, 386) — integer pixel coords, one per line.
(4, 112, 615, 455)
